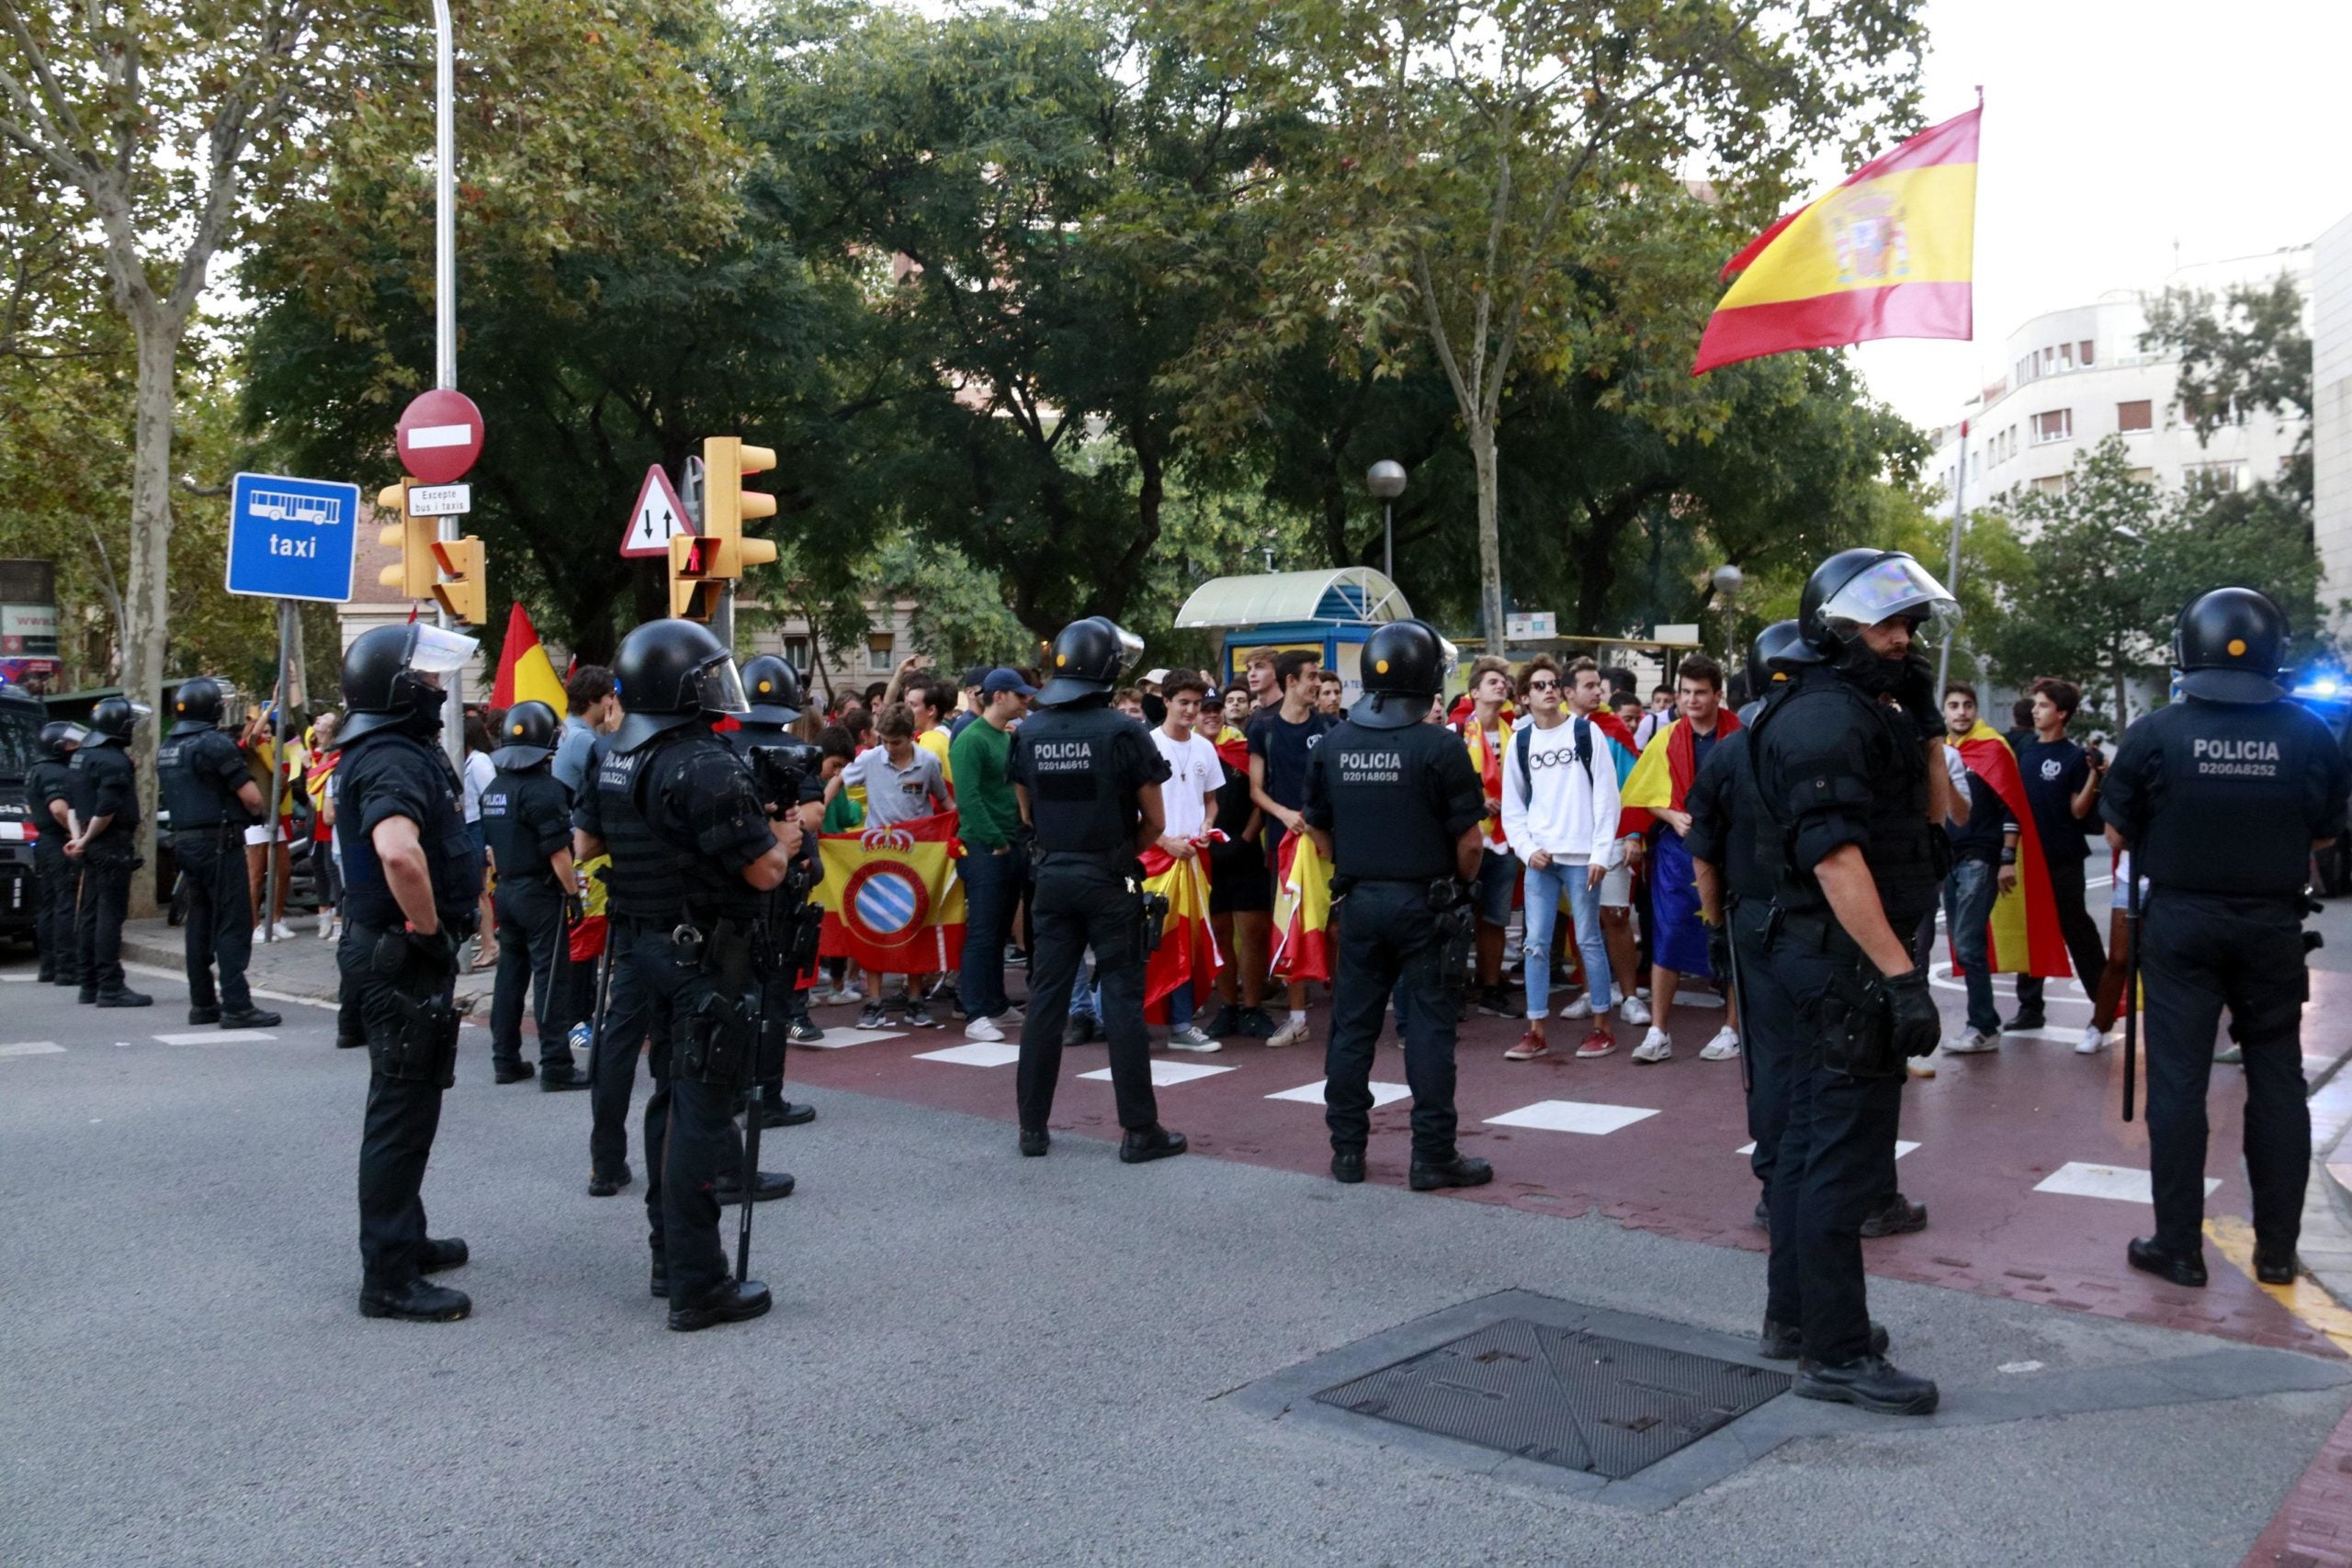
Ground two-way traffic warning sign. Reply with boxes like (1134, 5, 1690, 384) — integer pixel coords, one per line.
(620, 465, 695, 558)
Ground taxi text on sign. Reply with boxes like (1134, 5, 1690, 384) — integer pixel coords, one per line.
(224, 472, 361, 603)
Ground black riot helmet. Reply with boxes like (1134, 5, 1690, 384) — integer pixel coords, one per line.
(490, 699, 561, 769)
(339, 622, 481, 742)
(1747, 620, 1804, 692)
(1037, 616, 1143, 706)
(39, 719, 84, 758)
(740, 654, 804, 727)
(610, 617, 749, 752)
(87, 695, 148, 744)
(172, 676, 225, 728)
(2174, 586, 2289, 705)
(1796, 548, 1959, 658)
(1349, 619, 1455, 730)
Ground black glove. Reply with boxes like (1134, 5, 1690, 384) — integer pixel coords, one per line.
(1707, 922, 1733, 987)
(1883, 967, 1941, 1058)
(564, 893, 586, 927)
(1892, 651, 1942, 741)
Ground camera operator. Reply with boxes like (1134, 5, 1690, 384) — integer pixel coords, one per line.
(726, 654, 825, 1130)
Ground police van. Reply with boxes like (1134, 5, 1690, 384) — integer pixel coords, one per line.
(0, 682, 51, 940)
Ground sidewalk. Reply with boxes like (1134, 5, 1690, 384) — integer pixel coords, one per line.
(121, 916, 503, 1016)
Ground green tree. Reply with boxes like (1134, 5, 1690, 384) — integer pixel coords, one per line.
(2142, 275, 2313, 507)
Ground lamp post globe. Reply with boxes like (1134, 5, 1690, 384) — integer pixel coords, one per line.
(1367, 460, 1408, 581)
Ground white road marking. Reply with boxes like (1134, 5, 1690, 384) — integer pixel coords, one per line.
(1736, 1138, 1917, 1159)
(1079, 1061, 1233, 1087)
(0, 1041, 63, 1056)
(798, 1028, 911, 1051)
(912, 1043, 1022, 1067)
(1484, 1100, 1659, 1136)
(1269, 1078, 1410, 1109)
(153, 1031, 278, 1046)
(2033, 1160, 2219, 1203)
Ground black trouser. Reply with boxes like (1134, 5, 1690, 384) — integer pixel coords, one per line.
(33, 842, 79, 983)
(2015, 857, 2107, 1018)
(612, 920, 737, 1304)
(1017, 869, 1159, 1134)
(590, 916, 658, 1180)
(1763, 936, 1905, 1364)
(75, 842, 134, 995)
(1326, 879, 1460, 1162)
(490, 876, 571, 1069)
(174, 829, 255, 1011)
(341, 926, 456, 1291)
(756, 968, 794, 1101)
(1736, 901, 1800, 1198)
(2143, 889, 2311, 1257)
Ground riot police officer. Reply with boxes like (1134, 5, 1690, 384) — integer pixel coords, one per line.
(724, 654, 822, 1130)
(25, 720, 83, 987)
(65, 695, 153, 1008)
(157, 677, 282, 1030)
(481, 700, 590, 1090)
(1008, 616, 1185, 1163)
(1302, 619, 1488, 1190)
(1746, 549, 1956, 1416)
(571, 619, 798, 1331)
(2103, 588, 2350, 1289)
(335, 623, 485, 1322)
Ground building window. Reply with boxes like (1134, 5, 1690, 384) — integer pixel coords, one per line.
(2128, 468, 2154, 486)
(2117, 400, 2152, 433)
(2183, 460, 2246, 494)
(2032, 409, 2073, 445)
(2059, 342, 2075, 370)
(867, 631, 895, 672)
(783, 635, 812, 671)
(2032, 475, 2067, 496)
(2079, 340, 2095, 367)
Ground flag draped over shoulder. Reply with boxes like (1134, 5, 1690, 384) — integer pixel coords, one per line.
(1951, 720, 2071, 978)
(1693, 104, 1981, 375)
(1140, 841, 1221, 1023)
(1589, 709, 1647, 836)
(814, 810, 967, 973)
(1620, 710, 1742, 820)
(1271, 831, 1333, 984)
(492, 603, 568, 711)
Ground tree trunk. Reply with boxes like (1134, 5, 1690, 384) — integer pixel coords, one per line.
(122, 308, 182, 919)
(1470, 420, 1503, 652)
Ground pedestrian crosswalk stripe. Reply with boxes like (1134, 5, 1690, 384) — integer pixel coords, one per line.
(1080, 1061, 1232, 1088)
(0, 1041, 63, 1056)
(797, 1029, 910, 1051)
(1736, 1138, 1917, 1159)
(1483, 1100, 1658, 1135)
(1, 973, 40, 982)
(2034, 1160, 2219, 1203)
(913, 1043, 1022, 1067)
(152, 1031, 279, 1045)
(1268, 1078, 1410, 1109)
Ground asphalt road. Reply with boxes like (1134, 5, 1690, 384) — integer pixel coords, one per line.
(2, 951, 2345, 1567)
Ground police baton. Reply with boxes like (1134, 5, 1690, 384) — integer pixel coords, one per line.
(734, 927, 772, 1285)
(2121, 859, 2141, 1123)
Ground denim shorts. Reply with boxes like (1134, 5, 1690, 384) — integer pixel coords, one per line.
(1472, 847, 1519, 927)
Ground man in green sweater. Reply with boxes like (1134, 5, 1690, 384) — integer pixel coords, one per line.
(952, 669, 1036, 1042)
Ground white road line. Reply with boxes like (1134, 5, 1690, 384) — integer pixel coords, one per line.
(0, 1041, 63, 1056)
(1736, 1138, 1917, 1159)
(798, 1028, 913, 1050)
(1079, 1061, 1233, 1087)
(912, 1043, 1022, 1067)
(2033, 1160, 2219, 1204)
(153, 1030, 279, 1046)
(1268, 1078, 1410, 1109)
(1484, 1100, 1659, 1135)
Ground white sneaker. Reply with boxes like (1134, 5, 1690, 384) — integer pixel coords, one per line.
(1561, 994, 1593, 1020)
(1943, 1030, 1999, 1055)
(964, 1014, 1006, 1043)
(252, 924, 266, 943)
(1166, 1025, 1223, 1053)
(1620, 996, 1652, 1026)
(2075, 1025, 2109, 1055)
(317, 912, 334, 939)
(1632, 1028, 1671, 1064)
(1265, 1017, 1309, 1049)
(1000, 1004, 1026, 1025)
(1698, 1028, 1740, 1061)
(1679, 989, 1726, 1010)
(269, 921, 297, 942)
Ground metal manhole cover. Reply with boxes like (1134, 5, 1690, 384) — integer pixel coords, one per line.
(1313, 1317, 1792, 1479)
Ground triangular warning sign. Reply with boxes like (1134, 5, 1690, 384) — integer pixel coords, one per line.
(620, 465, 695, 558)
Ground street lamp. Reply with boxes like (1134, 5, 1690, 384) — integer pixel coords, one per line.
(1711, 563, 1744, 671)
(1366, 460, 1408, 581)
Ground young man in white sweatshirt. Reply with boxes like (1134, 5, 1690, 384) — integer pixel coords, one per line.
(1498, 656, 1624, 1062)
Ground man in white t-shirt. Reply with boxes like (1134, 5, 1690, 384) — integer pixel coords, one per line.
(1150, 673, 1224, 1050)
(1499, 655, 1623, 1063)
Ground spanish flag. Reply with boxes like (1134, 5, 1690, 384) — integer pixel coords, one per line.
(491, 602, 568, 712)
(1271, 831, 1334, 984)
(1951, 722, 2071, 977)
(1619, 710, 1741, 822)
(1692, 102, 1980, 376)
(814, 810, 968, 974)
(1140, 841, 1221, 1024)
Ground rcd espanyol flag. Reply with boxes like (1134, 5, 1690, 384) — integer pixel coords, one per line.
(814, 810, 967, 973)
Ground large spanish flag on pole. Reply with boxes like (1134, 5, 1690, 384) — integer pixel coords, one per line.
(491, 602, 569, 712)
(814, 811, 967, 974)
(1950, 721, 2071, 978)
(1692, 100, 1981, 376)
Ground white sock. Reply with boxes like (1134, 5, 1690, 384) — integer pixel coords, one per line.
(1289, 1010, 1307, 1028)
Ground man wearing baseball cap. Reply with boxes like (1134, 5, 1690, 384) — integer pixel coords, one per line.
(953, 668, 1040, 1040)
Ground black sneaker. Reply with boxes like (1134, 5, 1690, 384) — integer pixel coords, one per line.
(588, 1165, 633, 1198)
(358, 1278, 471, 1322)
(1236, 1007, 1276, 1040)
(667, 1278, 772, 1333)
(904, 1003, 936, 1029)
(1408, 1155, 1495, 1191)
(2127, 1235, 2209, 1288)
(1118, 1125, 1188, 1164)
(1753, 1197, 1770, 1230)
(2004, 1012, 2047, 1032)
(95, 988, 153, 1008)
(1205, 1003, 1240, 1039)
(1476, 986, 1525, 1019)
(1860, 1192, 1928, 1238)
(539, 1066, 591, 1092)
(492, 1061, 535, 1084)
(1063, 1012, 1099, 1047)
(786, 1017, 823, 1045)
(1761, 1318, 1887, 1361)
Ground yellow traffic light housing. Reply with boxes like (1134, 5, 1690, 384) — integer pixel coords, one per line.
(700, 435, 780, 577)
(669, 534, 720, 622)
(375, 480, 435, 599)
(431, 536, 486, 626)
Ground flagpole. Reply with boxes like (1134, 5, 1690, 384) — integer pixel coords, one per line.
(1937, 417, 1968, 692)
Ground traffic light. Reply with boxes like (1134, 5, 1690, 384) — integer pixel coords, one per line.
(375, 480, 435, 598)
(700, 435, 780, 578)
(669, 534, 720, 622)
(431, 536, 486, 626)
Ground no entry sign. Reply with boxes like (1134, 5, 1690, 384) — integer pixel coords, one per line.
(395, 389, 485, 485)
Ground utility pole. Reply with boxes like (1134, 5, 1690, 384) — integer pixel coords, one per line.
(432, 0, 465, 769)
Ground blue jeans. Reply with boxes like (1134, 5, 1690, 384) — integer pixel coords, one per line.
(957, 842, 1025, 1021)
(1521, 859, 1611, 1021)
(1944, 858, 2000, 1034)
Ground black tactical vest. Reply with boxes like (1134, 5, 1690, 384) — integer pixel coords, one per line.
(595, 733, 690, 919)
(1751, 671, 1940, 932)
(1023, 703, 1138, 863)
(480, 768, 559, 886)
(156, 723, 241, 830)
(1321, 722, 1459, 882)
(336, 729, 481, 930)
(2134, 697, 2324, 897)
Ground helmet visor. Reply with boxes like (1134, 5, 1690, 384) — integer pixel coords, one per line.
(1817, 556, 1960, 642)
(409, 624, 481, 676)
(128, 702, 153, 728)
(61, 723, 88, 747)
(1110, 622, 1145, 675)
(690, 655, 750, 716)
(1435, 634, 1461, 686)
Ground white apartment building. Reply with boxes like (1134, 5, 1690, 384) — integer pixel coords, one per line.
(1929, 247, 2311, 515)
(2312, 213, 2352, 621)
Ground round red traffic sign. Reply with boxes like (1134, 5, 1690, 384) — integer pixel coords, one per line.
(394, 389, 485, 485)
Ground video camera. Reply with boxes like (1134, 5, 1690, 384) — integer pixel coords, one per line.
(743, 739, 820, 819)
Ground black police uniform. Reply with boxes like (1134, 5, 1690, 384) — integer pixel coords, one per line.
(481, 763, 577, 1078)
(2103, 696, 2349, 1265)
(575, 724, 780, 1305)
(67, 735, 141, 1001)
(1009, 698, 1170, 1137)
(336, 725, 481, 1299)
(1303, 711, 1486, 1169)
(1748, 662, 1941, 1364)
(24, 750, 80, 986)
(157, 720, 262, 1016)
(726, 720, 823, 1122)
